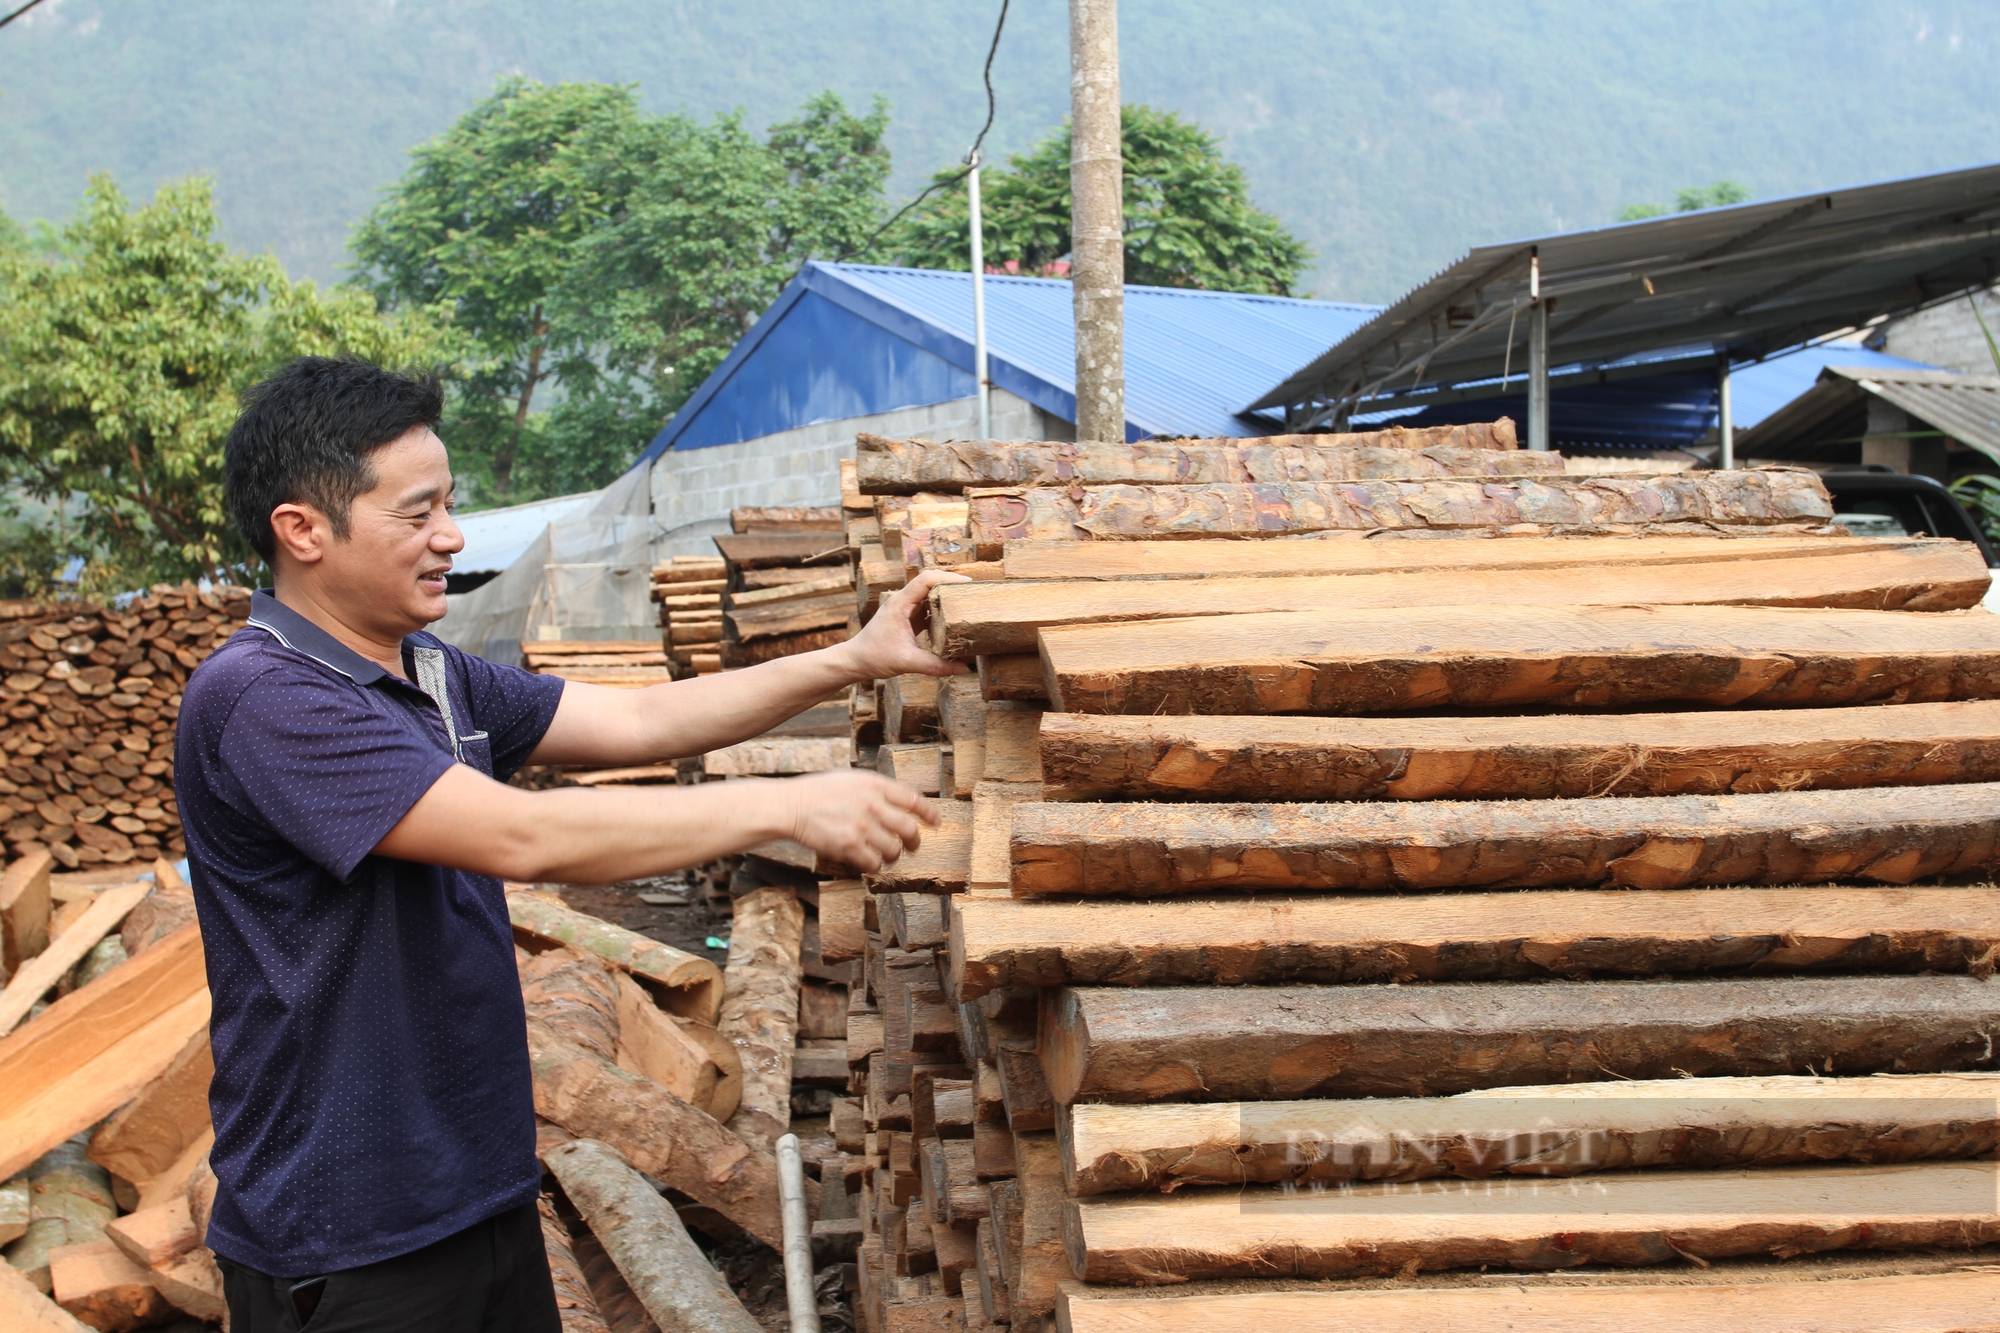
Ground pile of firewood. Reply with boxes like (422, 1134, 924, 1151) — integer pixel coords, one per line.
(652, 554, 726, 675)
(833, 424, 2000, 1333)
(712, 507, 851, 670)
(0, 584, 251, 872)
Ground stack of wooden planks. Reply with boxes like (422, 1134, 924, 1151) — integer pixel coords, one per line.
(825, 423, 2000, 1333)
(653, 554, 728, 675)
(713, 507, 854, 670)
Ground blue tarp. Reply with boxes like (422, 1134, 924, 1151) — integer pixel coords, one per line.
(638, 263, 1379, 460)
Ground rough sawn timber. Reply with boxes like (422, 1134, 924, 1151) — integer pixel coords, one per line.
(1035, 700, 2000, 802)
(1059, 1071, 2000, 1194)
(967, 470, 1833, 553)
(1061, 1160, 2000, 1284)
(1038, 602, 2000, 716)
(1037, 974, 2000, 1104)
(946, 885, 2000, 999)
(998, 532, 1894, 582)
(865, 799, 974, 894)
(716, 886, 804, 1154)
(1008, 784, 2000, 896)
(855, 437, 1557, 495)
(930, 542, 1991, 656)
(1053, 1265, 2000, 1330)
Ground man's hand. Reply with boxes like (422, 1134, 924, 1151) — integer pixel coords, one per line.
(835, 568, 973, 681)
(782, 769, 940, 872)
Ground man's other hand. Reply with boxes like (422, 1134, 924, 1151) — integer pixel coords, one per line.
(836, 568, 973, 681)
(783, 769, 940, 872)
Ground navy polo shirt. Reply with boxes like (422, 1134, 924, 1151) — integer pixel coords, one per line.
(175, 590, 565, 1277)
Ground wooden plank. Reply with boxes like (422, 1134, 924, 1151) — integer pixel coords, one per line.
(49, 1240, 174, 1328)
(728, 591, 853, 642)
(1038, 974, 2000, 1105)
(1060, 1070, 2000, 1195)
(933, 542, 1991, 656)
(1001, 531, 1889, 582)
(507, 890, 723, 1022)
(1008, 783, 2000, 897)
(0, 1264, 88, 1332)
(1039, 602, 2000, 716)
(856, 437, 1558, 495)
(0, 850, 52, 975)
(981, 708, 1042, 784)
(0, 924, 209, 1179)
(87, 1024, 211, 1186)
(524, 650, 670, 667)
(613, 974, 726, 1116)
(730, 573, 854, 606)
(949, 885, 2000, 999)
(1007, 1133, 1070, 1322)
(1038, 700, 2000, 802)
(969, 470, 1835, 554)
(1063, 1160, 2000, 1284)
(731, 505, 843, 533)
(977, 653, 1046, 702)
(704, 737, 853, 776)
(1055, 1270, 2000, 1333)
(969, 782, 1042, 894)
(712, 533, 848, 568)
(880, 743, 944, 796)
(866, 801, 973, 894)
(0, 881, 149, 1035)
(519, 639, 662, 655)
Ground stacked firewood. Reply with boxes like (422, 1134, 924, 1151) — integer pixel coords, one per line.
(714, 507, 852, 670)
(833, 424, 2000, 1333)
(0, 583, 252, 871)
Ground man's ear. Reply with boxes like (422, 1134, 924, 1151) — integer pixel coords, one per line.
(268, 502, 331, 566)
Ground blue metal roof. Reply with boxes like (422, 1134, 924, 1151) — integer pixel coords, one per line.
(636, 263, 1379, 461)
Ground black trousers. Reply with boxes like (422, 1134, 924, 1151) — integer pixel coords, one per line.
(217, 1201, 562, 1333)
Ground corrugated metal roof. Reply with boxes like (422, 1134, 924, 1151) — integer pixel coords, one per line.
(638, 262, 1378, 457)
(1253, 159, 2000, 426)
(1736, 365, 2000, 465)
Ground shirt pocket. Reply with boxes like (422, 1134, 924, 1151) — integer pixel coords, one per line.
(457, 731, 494, 777)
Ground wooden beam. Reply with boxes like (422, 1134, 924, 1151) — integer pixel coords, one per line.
(865, 801, 973, 895)
(1008, 783, 2000, 897)
(0, 923, 208, 1179)
(1039, 602, 2000, 716)
(1005, 1133, 1070, 1322)
(933, 542, 1990, 656)
(1038, 974, 2000, 1105)
(508, 890, 722, 1023)
(1062, 1160, 2000, 1284)
(87, 1024, 211, 1186)
(977, 653, 1046, 702)
(1060, 1070, 2000, 1195)
(1037, 700, 2000, 802)
(1000, 531, 1907, 582)
(885, 674, 942, 743)
(969, 471, 1835, 554)
(856, 437, 1557, 495)
(1055, 1269, 2000, 1333)
(718, 886, 804, 1154)
(969, 782, 1042, 893)
(981, 708, 1042, 784)
(949, 885, 2000, 999)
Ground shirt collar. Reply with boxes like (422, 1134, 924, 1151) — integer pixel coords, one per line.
(246, 590, 423, 688)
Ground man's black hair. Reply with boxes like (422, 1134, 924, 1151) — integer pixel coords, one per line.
(224, 356, 444, 562)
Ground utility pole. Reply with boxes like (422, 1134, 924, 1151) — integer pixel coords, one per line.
(1069, 0, 1124, 442)
(967, 152, 992, 441)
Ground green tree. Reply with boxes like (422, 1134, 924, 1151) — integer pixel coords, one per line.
(551, 91, 892, 431)
(891, 105, 1312, 296)
(1617, 179, 1752, 222)
(0, 176, 449, 591)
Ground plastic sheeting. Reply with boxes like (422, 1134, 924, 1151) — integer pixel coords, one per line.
(431, 461, 655, 665)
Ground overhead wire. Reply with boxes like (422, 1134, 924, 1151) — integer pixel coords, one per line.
(828, 0, 1010, 265)
(0, 0, 51, 30)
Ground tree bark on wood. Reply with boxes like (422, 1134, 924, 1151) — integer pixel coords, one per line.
(544, 1139, 763, 1333)
(520, 946, 622, 1061)
(1068, 0, 1124, 445)
(87, 1024, 211, 1186)
(1036, 700, 2000, 802)
(509, 890, 723, 1023)
(855, 436, 1555, 494)
(1060, 1070, 2000, 1195)
(537, 1191, 613, 1333)
(525, 1019, 805, 1249)
(1057, 1263, 2000, 1332)
(0, 923, 208, 1180)
(1038, 602, 2000, 716)
(1038, 975, 2000, 1105)
(613, 973, 733, 1120)
(1000, 528, 1893, 581)
(931, 541, 1990, 656)
(1008, 783, 2000, 897)
(717, 886, 804, 1154)
(1005, 1133, 1070, 1321)
(569, 1226, 660, 1333)
(968, 470, 1835, 554)
(1062, 1160, 2000, 1284)
(950, 885, 2000, 999)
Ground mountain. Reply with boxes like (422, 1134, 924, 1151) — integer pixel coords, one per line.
(1, 0, 1995, 303)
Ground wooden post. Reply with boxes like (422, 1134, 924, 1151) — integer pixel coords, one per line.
(1069, 0, 1124, 442)
(718, 886, 805, 1154)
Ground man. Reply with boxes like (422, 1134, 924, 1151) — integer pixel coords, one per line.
(180, 356, 963, 1332)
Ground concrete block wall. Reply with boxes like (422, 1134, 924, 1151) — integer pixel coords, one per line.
(649, 390, 1051, 560)
(1879, 285, 2000, 376)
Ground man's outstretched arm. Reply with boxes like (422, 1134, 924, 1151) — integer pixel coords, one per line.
(524, 569, 969, 769)
(374, 763, 938, 883)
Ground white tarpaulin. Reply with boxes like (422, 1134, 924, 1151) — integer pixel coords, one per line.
(432, 461, 654, 665)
